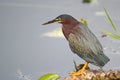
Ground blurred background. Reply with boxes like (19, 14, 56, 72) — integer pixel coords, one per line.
(0, 0, 120, 80)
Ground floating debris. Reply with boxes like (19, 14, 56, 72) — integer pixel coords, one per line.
(16, 70, 32, 80)
(101, 32, 107, 38)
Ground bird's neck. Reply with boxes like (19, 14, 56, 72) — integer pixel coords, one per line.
(62, 22, 79, 40)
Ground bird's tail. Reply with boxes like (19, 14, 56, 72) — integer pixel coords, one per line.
(95, 53, 110, 68)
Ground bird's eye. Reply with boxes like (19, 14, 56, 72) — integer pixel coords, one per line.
(55, 18, 61, 21)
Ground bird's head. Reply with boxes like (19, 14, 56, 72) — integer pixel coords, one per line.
(42, 14, 78, 25)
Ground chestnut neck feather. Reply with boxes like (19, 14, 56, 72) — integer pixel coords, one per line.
(62, 19, 79, 40)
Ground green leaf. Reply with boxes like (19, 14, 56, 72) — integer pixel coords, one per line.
(82, 0, 92, 3)
(38, 73, 60, 80)
(99, 27, 120, 40)
(100, 0, 117, 31)
(79, 18, 88, 26)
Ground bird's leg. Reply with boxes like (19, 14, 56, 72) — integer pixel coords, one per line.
(70, 62, 89, 76)
(79, 61, 88, 74)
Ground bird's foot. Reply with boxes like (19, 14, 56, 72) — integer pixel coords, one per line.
(70, 69, 87, 76)
(70, 62, 89, 76)
(69, 69, 87, 80)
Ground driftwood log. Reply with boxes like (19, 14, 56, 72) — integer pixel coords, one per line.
(64, 63, 120, 80)
(64, 69, 120, 80)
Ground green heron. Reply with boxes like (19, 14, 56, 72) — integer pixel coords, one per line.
(42, 14, 110, 75)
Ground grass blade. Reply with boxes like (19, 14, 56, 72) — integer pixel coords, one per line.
(100, 0, 117, 31)
(99, 27, 120, 40)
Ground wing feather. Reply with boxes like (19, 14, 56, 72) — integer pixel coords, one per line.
(68, 23, 109, 67)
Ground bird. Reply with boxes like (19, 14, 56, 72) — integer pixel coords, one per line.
(42, 14, 110, 75)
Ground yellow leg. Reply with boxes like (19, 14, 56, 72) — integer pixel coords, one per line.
(70, 62, 89, 76)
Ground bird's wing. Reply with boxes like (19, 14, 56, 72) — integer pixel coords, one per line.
(81, 24, 102, 54)
(68, 23, 110, 67)
(68, 23, 103, 61)
(71, 23, 103, 55)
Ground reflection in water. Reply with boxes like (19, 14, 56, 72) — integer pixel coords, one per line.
(95, 11, 105, 16)
(41, 27, 64, 38)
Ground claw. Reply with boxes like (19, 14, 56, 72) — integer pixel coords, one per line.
(70, 62, 89, 76)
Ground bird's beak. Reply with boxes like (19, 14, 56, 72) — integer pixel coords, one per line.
(42, 18, 61, 25)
